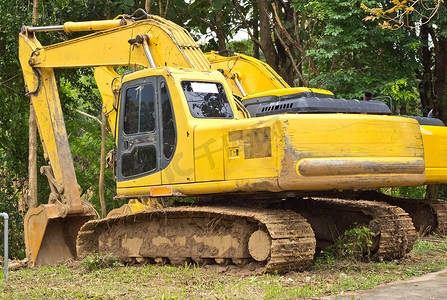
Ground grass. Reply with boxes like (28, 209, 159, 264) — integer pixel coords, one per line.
(1, 237, 446, 299)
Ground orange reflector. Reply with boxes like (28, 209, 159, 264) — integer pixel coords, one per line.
(150, 186, 173, 196)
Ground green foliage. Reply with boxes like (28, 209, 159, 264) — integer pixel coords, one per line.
(0, 1, 33, 260)
(310, 251, 336, 270)
(385, 78, 421, 115)
(384, 186, 427, 199)
(328, 223, 375, 259)
(412, 239, 447, 256)
(0, 174, 25, 259)
(80, 252, 122, 272)
(293, 0, 421, 105)
(178, 0, 242, 50)
(227, 39, 256, 57)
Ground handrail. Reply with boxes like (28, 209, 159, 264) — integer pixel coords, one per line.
(0, 213, 8, 281)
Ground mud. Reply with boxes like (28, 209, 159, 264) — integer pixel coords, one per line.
(76, 206, 316, 273)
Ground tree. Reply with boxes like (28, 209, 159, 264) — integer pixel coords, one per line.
(232, 0, 298, 84)
(0, 0, 33, 259)
(362, 1, 447, 122)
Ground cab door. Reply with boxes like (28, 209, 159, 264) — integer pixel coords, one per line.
(116, 76, 161, 185)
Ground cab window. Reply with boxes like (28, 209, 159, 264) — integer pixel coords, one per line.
(124, 84, 155, 134)
(181, 81, 233, 118)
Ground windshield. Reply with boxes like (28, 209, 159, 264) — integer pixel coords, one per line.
(181, 81, 233, 118)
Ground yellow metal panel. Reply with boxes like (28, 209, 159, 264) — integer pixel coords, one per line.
(421, 125, 447, 184)
(205, 52, 290, 97)
(224, 118, 278, 180)
(116, 171, 162, 192)
(277, 114, 425, 191)
(161, 148, 195, 184)
(194, 124, 224, 182)
(117, 177, 281, 197)
(94, 66, 120, 138)
(280, 115, 423, 157)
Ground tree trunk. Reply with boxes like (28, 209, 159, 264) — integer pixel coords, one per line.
(32, 0, 39, 23)
(425, 185, 438, 200)
(28, 0, 39, 209)
(215, 11, 227, 51)
(99, 113, 107, 218)
(418, 24, 430, 113)
(145, 0, 152, 14)
(28, 103, 38, 209)
(433, 36, 447, 124)
(257, 0, 278, 72)
(253, 7, 260, 59)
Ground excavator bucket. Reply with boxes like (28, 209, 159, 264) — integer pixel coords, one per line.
(24, 204, 95, 266)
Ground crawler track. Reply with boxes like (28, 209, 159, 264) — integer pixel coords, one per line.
(350, 191, 447, 235)
(76, 206, 316, 273)
(278, 197, 417, 260)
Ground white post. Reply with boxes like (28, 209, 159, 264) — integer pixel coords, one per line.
(0, 213, 8, 281)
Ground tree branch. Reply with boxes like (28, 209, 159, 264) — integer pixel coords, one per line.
(163, 0, 169, 18)
(200, 17, 217, 32)
(265, 8, 306, 85)
(428, 26, 439, 56)
(231, 0, 261, 46)
(271, 3, 320, 77)
(75, 109, 102, 125)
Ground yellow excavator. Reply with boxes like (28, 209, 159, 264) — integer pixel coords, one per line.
(19, 10, 442, 272)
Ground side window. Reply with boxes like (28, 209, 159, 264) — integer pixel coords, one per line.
(181, 81, 233, 118)
(161, 82, 176, 160)
(124, 85, 155, 134)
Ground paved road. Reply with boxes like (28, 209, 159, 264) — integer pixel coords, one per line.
(322, 268, 447, 300)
